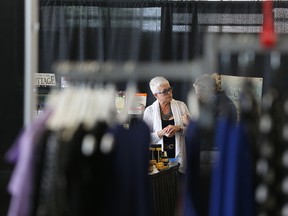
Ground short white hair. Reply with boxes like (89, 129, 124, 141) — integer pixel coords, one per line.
(194, 74, 215, 92)
(149, 76, 169, 94)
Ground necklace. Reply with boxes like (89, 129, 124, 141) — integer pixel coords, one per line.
(160, 107, 173, 120)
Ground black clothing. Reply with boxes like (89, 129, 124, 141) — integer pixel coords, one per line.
(162, 119, 176, 158)
(212, 91, 238, 123)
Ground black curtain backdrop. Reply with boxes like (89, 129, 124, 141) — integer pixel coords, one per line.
(39, 1, 201, 70)
(39, 1, 288, 105)
(39, 1, 288, 69)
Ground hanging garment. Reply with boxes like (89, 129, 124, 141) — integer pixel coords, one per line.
(181, 120, 199, 216)
(208, 119, 231, 216)
(27, 118, 151, 216)
(209, 119, 255, 216)
(108, 118, 151, 216)
(5, 111, 51, 216)
(30, 129, 66, 216)
(64, 122, 113, 216)
(222, 122, 254, 216)
(254, 89, 282, 215)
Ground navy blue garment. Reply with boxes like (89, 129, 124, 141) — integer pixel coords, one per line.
(209, 119, 233, 216)
(224, 121, 254, 216)
(182, 120, 199, 216)
(107, 118, 151, 216)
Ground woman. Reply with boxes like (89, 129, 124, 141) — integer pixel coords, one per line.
(143, 76, 191, 174)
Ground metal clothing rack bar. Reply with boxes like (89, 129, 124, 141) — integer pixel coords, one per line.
(203, 33, 288, 76)
(52, 60, 204, 86)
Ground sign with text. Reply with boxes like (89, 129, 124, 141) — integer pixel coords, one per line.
(221, 75, 263, 116)
(128, 93, 147, 115)
(34, 73, 56, 86)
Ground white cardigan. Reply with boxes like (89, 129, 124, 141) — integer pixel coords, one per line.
(143, 99, 191, 173)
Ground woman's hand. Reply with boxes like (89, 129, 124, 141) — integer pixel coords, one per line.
(158, 125, 182, 138)
(182, 114, 190, 126)
(163, 125, 181, 137)
(157, 129, 166, 138)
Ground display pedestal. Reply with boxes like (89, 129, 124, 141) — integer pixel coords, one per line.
(149, 164, 180, 216)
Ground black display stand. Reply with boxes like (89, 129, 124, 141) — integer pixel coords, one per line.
(149, 164, 180, 216)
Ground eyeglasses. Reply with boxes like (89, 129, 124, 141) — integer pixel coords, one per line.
(156, 87, 173, 95)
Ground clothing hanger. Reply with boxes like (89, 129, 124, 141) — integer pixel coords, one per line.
(45, 87, 74, 130)
(46, 61, 140, 136)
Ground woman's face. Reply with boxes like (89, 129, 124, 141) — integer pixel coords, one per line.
(154, 83, 173, 104)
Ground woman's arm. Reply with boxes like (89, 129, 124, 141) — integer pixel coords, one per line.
(143, 106, 162, 143)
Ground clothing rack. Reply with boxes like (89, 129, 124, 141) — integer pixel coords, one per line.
(24, 0, 39, 126)
(203, 34, 288, 76)
(52, 60, 203, 87)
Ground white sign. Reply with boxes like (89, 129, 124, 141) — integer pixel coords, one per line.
(221, 75, 263, 115)
(115, 92, 147, 115)
(128, 93, 147, 115)
(34, 73, 56, 86)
